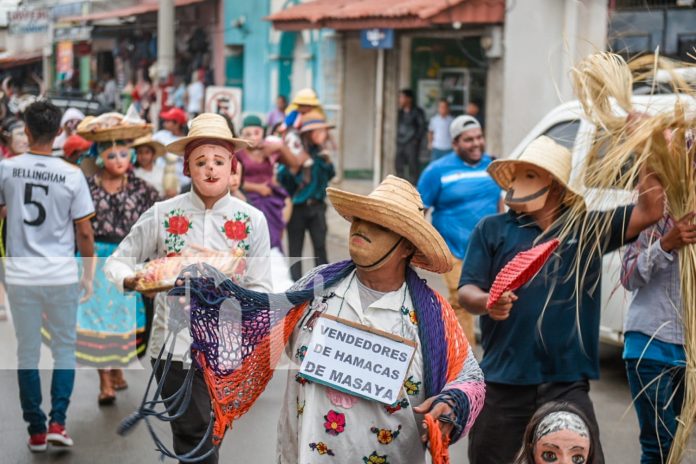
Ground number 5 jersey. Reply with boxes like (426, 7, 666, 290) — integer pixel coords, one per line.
(0, 153, 95, 286)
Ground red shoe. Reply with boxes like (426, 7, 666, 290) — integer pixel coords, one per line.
(28, 432, 47, 452)
(47, 423, 73, 447)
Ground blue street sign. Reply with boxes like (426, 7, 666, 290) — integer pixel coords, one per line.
(360, 29, 394, 49)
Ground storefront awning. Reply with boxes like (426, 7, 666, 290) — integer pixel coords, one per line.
(0, 50, 43, 68)
(267, 0, 505, 31)
(62, 0, 205, 23)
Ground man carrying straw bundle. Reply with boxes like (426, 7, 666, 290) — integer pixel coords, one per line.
(458, 135, 665, 464)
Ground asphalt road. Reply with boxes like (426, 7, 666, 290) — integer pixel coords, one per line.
(0, 179, 693, 463)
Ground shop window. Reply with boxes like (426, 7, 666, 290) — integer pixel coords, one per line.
(678, 34, 696, 60)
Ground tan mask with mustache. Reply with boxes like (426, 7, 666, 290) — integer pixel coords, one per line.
(349, 219, 405, 271)
(504, 166, 553, 213)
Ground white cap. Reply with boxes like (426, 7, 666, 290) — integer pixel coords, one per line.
(450, 115, 481, 141)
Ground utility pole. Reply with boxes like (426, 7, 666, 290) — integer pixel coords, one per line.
(157, 0, 175, 80)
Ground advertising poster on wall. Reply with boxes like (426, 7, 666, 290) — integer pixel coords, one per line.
(417, 79, 441, 121)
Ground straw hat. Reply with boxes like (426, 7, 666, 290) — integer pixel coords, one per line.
(166, 113, 250, 155)
(292, 88, 320, 107)
(299, 110, 335, 134)
(131, 135, 166, 157)
(487, 136, 584, 206)
(327, 175, 453, 274)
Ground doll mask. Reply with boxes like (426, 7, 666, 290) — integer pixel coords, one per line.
(533, 411, 590, 464)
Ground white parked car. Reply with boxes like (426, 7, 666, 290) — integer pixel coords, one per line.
(509, 89, 695, 346)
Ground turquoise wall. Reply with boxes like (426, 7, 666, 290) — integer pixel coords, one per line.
(225, 0, 328, 115)
(224, 0, 272, 114)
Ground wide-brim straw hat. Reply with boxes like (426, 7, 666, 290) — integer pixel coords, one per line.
(131, 135, 166, 157)
(166, 113, 250, 155)
(291, 88, 320, 107)
(299, 109, 335, 133)
(78, 123, 153, 143)
(327, 175, 453, 274)
(487, 135, 584, 206)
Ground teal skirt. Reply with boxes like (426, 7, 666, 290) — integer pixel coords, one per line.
(42, 241, 146, 367)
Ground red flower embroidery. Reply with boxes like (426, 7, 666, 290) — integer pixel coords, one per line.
(323, 410, 346, 436)
(224, 220, 248, 241)
(167, 216, 190, 235)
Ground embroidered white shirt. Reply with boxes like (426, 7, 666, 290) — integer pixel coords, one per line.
(277, 270, 429, 464)
(104, 190, 272, 361)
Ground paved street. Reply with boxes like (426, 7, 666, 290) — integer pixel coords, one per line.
(0, 179, 691, 463)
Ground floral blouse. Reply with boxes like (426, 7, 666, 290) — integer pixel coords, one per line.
(88, 173, 160, 243)
(104, 191, 272, 362)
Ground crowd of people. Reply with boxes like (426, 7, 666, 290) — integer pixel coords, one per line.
(0, 76, 691, 464)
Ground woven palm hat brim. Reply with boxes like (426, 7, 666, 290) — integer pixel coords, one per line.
(292, 88, 320, 107)
(131, 136, 166, 157)
(327, 176, 453, 274)
(299, 121, 335, 133)
(78, 124, 152, 143)
(487, 135, 584, 207)
(166, 113, 251, 155)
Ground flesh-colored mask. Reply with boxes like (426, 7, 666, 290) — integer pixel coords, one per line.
(534, 429, 590, 464)
(101, 145, 131, 176)
(9, 127, 28, 155)
(188, 144, 233, 200)
(505, 165, 553, 213)
(349, 218, 405, 271)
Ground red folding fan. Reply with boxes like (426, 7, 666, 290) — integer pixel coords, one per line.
(486, 239, 560, 309)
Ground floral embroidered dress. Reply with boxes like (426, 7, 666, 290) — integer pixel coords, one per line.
(70, 173, 159, 366)
(277, 270, 484, 464)
(103, 191, 273, 361)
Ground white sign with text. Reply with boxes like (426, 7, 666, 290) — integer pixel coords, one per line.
(299, 315, 416, 405)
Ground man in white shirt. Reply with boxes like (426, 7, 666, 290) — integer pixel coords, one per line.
(186, 70, 205, 118)
(105, 113, 271, 464)
(0, 101, 95, 452)
(428, 99, 454, 161)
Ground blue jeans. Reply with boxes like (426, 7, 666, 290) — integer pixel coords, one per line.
(625, 358, 685, 464)
(7, 284, 79, 435)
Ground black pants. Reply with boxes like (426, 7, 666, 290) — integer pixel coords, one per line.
(152, 360, 218, 464)
(137, 296, 155, 358)
(468, 380, 604, 464)
(287, 202, 328, 281)
(395, 141, 421, 184)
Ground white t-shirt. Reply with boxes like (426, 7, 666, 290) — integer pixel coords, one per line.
(0, 153, 95, 285)
(186, 81, 204, 114)
(428, 114, 454, 151)
(134, 164, 166, 196)
(153, 130, 190, 190)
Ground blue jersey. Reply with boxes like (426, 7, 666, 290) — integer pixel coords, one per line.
(417, 153, 500, 260)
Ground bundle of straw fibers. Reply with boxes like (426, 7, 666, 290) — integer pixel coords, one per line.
(571, 51, 696, 463)
(571, 52, 633, 134)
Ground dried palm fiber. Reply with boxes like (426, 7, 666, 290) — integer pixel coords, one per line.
(629, 54, 696, 96)
(571, 51, 696, 463)
(571, 52, 633, 135)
